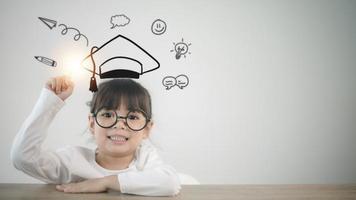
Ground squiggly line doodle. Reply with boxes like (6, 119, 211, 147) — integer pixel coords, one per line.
(38, 17, 89, 46)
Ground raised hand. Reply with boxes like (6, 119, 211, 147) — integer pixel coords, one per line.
(45, 75, 74, 101)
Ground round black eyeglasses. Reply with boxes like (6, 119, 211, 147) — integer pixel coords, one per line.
(93, 107, 150, 131)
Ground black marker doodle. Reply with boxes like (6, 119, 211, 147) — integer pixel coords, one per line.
(38, 17, 89, 46)
(162, 74, 189, 90)
(110, 14, 130, 29)
(58, 24, 89, 46)
(81, 34, 160, 92)
(170, 38, 192, 60)
(151, 19, 167, 35)
(34, 56, 57, 67)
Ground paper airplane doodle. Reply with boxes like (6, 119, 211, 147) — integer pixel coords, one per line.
(38, 17, 57, 29)
(81, 34, 160, 92)
(38, 17, 89, 46)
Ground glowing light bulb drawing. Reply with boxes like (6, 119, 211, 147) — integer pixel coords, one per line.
(170, 38, 192, 60)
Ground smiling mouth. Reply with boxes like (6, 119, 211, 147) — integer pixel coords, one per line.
(107, 135, 129, 141)
(155, 27, 165, 32)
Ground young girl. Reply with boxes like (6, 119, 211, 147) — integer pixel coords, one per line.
(11, 75, 181, 196)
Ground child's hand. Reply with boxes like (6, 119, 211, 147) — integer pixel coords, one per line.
(55, 176, 120, 193)
(56, 178, 106, 193)
(45, 76, 74, 101)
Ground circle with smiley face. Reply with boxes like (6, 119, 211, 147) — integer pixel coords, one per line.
(151, 19, 167, 35)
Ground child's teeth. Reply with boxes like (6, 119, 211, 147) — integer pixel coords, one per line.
(110, 136, 126, 141)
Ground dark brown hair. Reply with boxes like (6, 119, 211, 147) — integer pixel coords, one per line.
(88, 79, 152, 119)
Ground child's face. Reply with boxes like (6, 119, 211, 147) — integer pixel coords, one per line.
(88, 100, 153, 158)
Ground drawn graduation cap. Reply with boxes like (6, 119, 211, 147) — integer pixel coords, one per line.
(81, 34, 160, 92)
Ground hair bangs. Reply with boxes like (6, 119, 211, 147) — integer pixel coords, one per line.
(89, 79, 152, 119)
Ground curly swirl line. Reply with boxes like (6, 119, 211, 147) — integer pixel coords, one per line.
(58, 24, 89, 46)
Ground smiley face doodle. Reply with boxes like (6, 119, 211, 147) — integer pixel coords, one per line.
(151, 19, 167, 35)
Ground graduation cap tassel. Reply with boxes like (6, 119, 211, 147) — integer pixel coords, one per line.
(89, 46, 98, 92)
(89, 77, 98, 92)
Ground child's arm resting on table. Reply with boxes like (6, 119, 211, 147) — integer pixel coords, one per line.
(56, 165, 181, 196)
(56, 145, 181, 196)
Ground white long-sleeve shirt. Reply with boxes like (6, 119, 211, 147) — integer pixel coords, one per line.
(10, 88, 181, 196)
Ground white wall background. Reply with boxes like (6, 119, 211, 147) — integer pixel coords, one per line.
(0, 0, 355, 184)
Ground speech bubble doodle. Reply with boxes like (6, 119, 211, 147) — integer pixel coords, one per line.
(162, 76, 177, 90)
(110, 14, 130, 29)
(176, 74, 189, 89)
(162, 75, 189, 90)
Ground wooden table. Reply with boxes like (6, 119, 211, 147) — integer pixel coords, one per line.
(0, 184, 355, 200)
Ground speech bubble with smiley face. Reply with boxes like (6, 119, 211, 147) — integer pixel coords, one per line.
(176, 74, 189, 89)
(162, 76, 177, 90)
(151, 19, 167, 35)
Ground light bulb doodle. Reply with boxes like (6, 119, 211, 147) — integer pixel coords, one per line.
(170, 38, 192, 60)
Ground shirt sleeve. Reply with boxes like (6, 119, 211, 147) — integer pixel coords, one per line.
(10, 88, 71, 184)
(117, 144, 181, 196)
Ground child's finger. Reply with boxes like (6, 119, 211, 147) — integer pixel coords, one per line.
(50, 78, 56, 91)
(50, 78, 56, 92)
(46, 78, 55, 91)
(65, 76, 74, 90)
(53, 78, 58, 93)
(62, 79, 68, 90)
(67, 78, 74, 89)
(56, 185, 64, 192)
(63, 76, 71, 90)
(55, 77, 62, 94)
(60, 77, 65, 92)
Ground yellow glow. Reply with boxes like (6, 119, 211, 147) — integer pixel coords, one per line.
(61, 50, 87, 81)
(51, 41, 92, 87)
